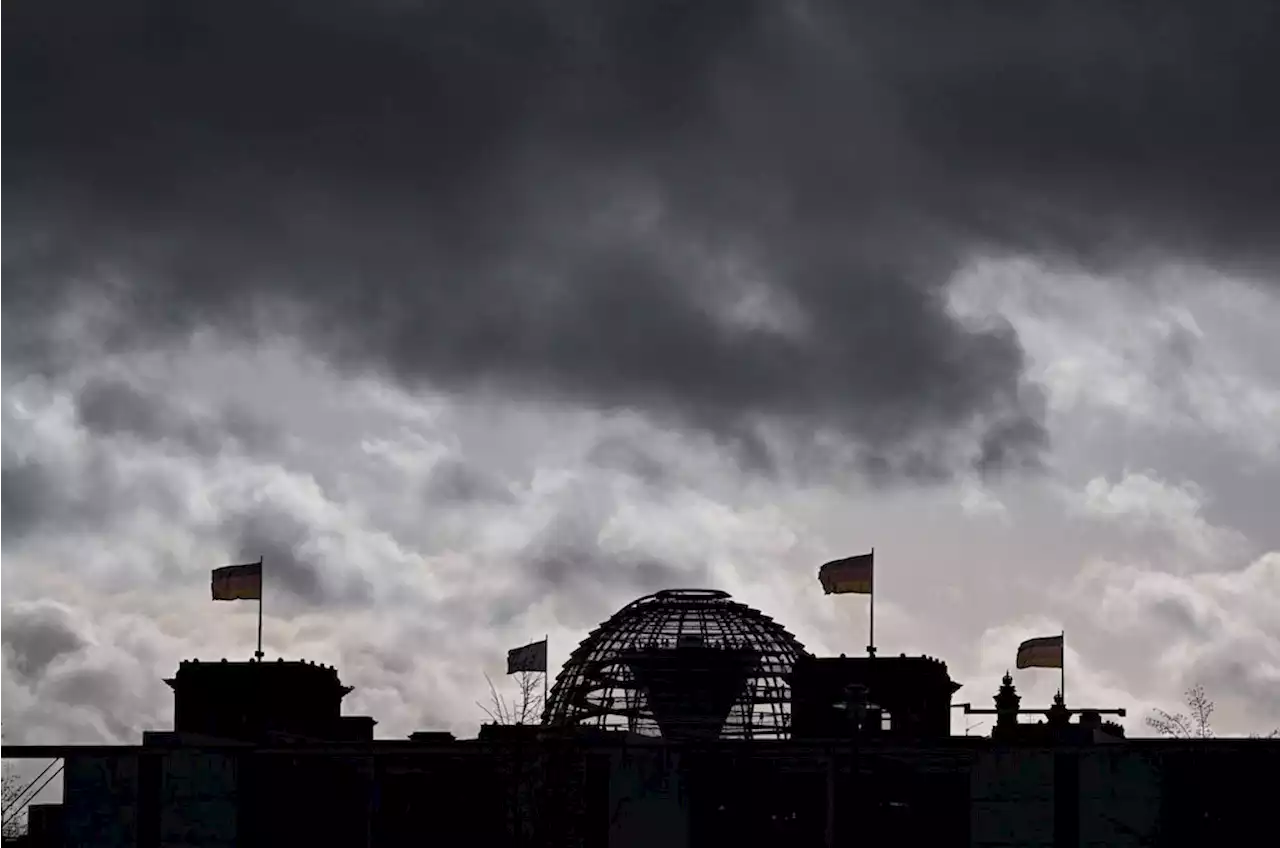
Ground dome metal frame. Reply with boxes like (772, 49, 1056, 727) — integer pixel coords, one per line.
(543, 588, 810, 740)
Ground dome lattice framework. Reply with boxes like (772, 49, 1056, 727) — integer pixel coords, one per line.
(543, 589, 810, 740)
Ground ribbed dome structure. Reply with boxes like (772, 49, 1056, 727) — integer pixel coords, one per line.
(543, 589, 810, 740)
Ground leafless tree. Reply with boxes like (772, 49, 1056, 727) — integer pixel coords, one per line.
(1146, 684, 1279, 739)
(1146, 684, 1215, 738)
(479, 672, 545, 725)
(2, 734, 28, 839)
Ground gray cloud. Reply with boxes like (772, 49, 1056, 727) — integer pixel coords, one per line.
(1, 453, 57, 546)
(43, 669, 127, 727)
(481, 483, 697, 629)
(1, 379, 278, 549)
(74, 375, 279, 457)
(586, 435, 674, 488)
(1, 601, 177, 745)
(1171, 630, 1280, 734)
(4, 1, 1280, 742)
(423, 457, 516, 506)
(0, 438, 180, 547)
(1, 602, 87, 682)
(51, 0, 1280, 477)
(1148, 596, 1211, 641)
(224, 508, 374, 608)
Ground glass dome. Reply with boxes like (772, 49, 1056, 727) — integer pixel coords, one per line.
(543, 589, 810, 739)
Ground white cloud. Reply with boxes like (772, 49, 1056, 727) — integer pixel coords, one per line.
(1071, 471, 1250, 562)
(948, 258, 1280, 459)
(1061, 553, 1280, 734)
(957, 477, 1010, 520)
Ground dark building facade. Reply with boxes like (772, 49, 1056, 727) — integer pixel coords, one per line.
(3, 589, 1278, 847)
(165, 658, 375, 743)
(11, 732, 1278, 847)
(790, 654, 963, 739)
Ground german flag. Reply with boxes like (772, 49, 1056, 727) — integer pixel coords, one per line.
(818, 551, 874, 595)
(211, 561, 262, 601)
(1016, 634, 1064, 669)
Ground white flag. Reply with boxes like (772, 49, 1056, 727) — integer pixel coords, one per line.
(506, 639, 548, 674)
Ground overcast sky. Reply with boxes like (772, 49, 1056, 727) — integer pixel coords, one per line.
(4, 0, 1278, 750)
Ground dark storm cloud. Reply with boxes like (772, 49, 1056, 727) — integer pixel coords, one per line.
(0, 439, 183, 547)
(44, 668, 127, 726)
(1148, 596, 1211, 641)
(1192, 656, 1280, 728)
(7, 1, 1278, 477)
(0, 454, 55, 545)
(224, 508, 374, 607)
(587, 435, 675, 488)
(75, 375, 280, 457)
(519, 507, 690, 628)
(1, 602, 170, 745)
(1, 602, 87, 682)
(423, 457, 515, 505)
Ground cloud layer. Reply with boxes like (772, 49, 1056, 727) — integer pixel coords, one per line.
(0, 0, 1172, 479)
(5, 1, 1280, 753)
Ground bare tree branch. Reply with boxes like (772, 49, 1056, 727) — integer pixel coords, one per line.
(1186, 685, 1214, 739)
(2, 732, 29, 839)
(1145, 684, 1215, 739)
(477, 673, 511, 725)
(1146, 684, 1278, 740)
(478, 672, 545, 725)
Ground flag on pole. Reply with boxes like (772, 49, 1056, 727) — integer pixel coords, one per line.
(1016, 634, 1064, 669)
(211, 562, 263, 601)
(507, 639, 548, 674)
(818, 552, 874, 595)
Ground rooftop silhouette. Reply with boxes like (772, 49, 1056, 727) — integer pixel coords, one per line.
(3, 586, 1277, 848)
(543, 589, 807, 739)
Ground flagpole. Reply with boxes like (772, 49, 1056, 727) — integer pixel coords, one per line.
(866, 547, 876, 658)
(1060, 629, 1065, 704)
(0, 653, 4, 840)
(256, 555, 265, 660)
(543, 633, 549, 719)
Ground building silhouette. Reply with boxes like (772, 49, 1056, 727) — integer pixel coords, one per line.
(2, 588, 1277, 847)
(544, 590, 806, 739)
